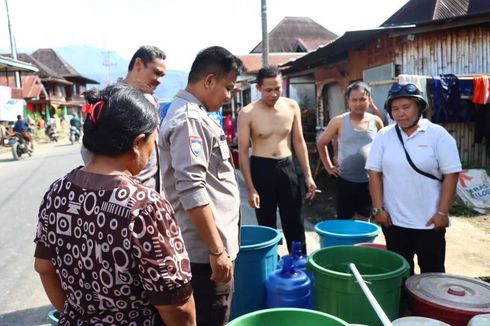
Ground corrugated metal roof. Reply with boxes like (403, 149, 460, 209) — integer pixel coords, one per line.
(0, 75, 47, 99)
(282, 1, 490, 75)
(31, 48, 99, 84)
(0, 55, 38, 73)
(251, 17, 337, 53)
(280, 28, 397, 73)
(434, 0, 470, 19)
(31, 48, 80, 77)
(14, 53, 63, 79)
(239, 53, 303, 74)
(382, 0, 490, 26)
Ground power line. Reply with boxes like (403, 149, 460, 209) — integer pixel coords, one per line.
(101, 50, 117, 87)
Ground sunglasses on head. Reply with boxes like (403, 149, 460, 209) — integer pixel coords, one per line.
(388, 83, 421, 96)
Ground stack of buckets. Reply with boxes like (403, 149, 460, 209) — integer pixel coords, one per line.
(309, 220, 410, 325)
(231, 221, 410, 325)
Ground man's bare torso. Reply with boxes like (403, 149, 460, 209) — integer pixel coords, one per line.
(244, 97, 297, 158)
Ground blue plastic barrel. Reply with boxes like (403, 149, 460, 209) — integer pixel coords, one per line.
(266, 256, 312, 308)
(315, 220, 380, 248)
(230, 225, 283, 319)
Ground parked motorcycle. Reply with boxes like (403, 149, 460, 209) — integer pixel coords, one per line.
(69, 126, 80, 144)
(45, 124, 59, 142)
(9, 132, 33, 160)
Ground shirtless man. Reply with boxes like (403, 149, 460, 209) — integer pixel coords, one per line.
(316, 81, 383, 220)
(238, 65, 316, 254)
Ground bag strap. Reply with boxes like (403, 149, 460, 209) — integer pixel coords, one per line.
(395, 125, 443, 182)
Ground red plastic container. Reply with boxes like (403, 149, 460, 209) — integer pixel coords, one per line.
(355, 242, 387, 250)
(405, 273, 490, 326)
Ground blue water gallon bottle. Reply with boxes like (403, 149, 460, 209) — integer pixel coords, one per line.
(266, 255, 312, 308)
(278, 241, 309, 274)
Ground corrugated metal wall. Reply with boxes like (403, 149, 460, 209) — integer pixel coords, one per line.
(395, 26, 490, 75)
(443, 122, 489, 168)
(394, 26, 490, 168)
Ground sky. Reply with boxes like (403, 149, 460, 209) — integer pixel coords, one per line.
(1, 0, 409, 71)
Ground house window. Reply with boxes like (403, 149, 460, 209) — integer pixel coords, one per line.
(55, 85, 64, 97)
(288, 76, 316, 142)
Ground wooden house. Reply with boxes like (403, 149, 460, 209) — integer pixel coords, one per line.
(280, 0, 490, 168)
(236, 17, 337, 121)
(0, 55, 39, 121)
(1, 49, 99, 121)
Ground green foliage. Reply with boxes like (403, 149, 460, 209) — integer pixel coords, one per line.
(449, 203, 479, 217)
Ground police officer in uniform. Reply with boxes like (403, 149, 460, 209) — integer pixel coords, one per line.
(159, 46, 243, 326)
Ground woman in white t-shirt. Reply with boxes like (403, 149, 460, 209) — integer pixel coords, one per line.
(365, 82, 462, 275)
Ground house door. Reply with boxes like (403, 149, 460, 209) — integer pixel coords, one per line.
(321, 83, 344, 128)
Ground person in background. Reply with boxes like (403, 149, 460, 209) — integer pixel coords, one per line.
(70, 114, 81, 129)
(223, 110, 235, 143)
(0, 121, 8, 145)
(70, 113, 82, 138)
(317, 81, 383, 220)
(159, 46, 243, 326)
(13, 114, 33, 146)
(34, 84, 196, 325)
(238, 65, 316, 254)
(366, 82, 461, 274)
(81, 45, 167, 192)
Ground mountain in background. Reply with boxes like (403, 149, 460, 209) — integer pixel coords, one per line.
(55, 45, 187, 102)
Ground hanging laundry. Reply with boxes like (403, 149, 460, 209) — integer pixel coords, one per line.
(472, 75, 490, 105)
(432, 74, 467, 123)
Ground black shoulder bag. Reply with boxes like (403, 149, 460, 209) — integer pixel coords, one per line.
(395, 125, 443, 182)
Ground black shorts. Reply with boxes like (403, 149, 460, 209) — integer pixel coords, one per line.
(336, 176, 371, 219)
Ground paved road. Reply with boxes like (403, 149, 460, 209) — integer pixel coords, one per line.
(0, 140, 83, 325)
(0, 140, 320, 325)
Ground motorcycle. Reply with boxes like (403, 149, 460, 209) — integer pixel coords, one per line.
(9, 132, 33, 160)
(45, 124, 59, 142)
(69, 126, 80, 144)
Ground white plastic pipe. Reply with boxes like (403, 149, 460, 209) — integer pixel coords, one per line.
(348, 263, 393, 326)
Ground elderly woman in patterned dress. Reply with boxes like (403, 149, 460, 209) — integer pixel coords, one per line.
(34, 84, 196, 325)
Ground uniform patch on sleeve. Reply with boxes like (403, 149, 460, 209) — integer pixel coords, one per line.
(189, 136, 203, 156)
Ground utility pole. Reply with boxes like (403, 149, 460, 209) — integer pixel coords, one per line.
(102, 51, 117, 87)
(261, 0, 269, 67)
(5, 0, 20, 88)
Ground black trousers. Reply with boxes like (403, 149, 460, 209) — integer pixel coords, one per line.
(382, 225, 446, 275)
(190, 263, 234, 326)
(251, 156, 306, 254)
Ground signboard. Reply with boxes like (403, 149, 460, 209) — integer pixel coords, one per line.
(456, 169, 490, 214)
(0, 99, 25, 122)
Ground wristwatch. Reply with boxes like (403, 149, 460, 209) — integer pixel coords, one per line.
(372, 207, 384, 216)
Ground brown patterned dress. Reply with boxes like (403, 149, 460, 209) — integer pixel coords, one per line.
(34, 168, 192, 325)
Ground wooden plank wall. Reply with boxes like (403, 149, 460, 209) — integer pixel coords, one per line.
(442, 122, 489, 169)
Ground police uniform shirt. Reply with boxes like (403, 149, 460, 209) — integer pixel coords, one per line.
(159, 90, 240, 264)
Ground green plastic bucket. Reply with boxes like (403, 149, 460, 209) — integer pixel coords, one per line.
(307, 246, 410, 326)
(227, 308, 349, 325)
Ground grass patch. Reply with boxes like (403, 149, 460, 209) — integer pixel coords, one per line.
(449, 203, 480, 217)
